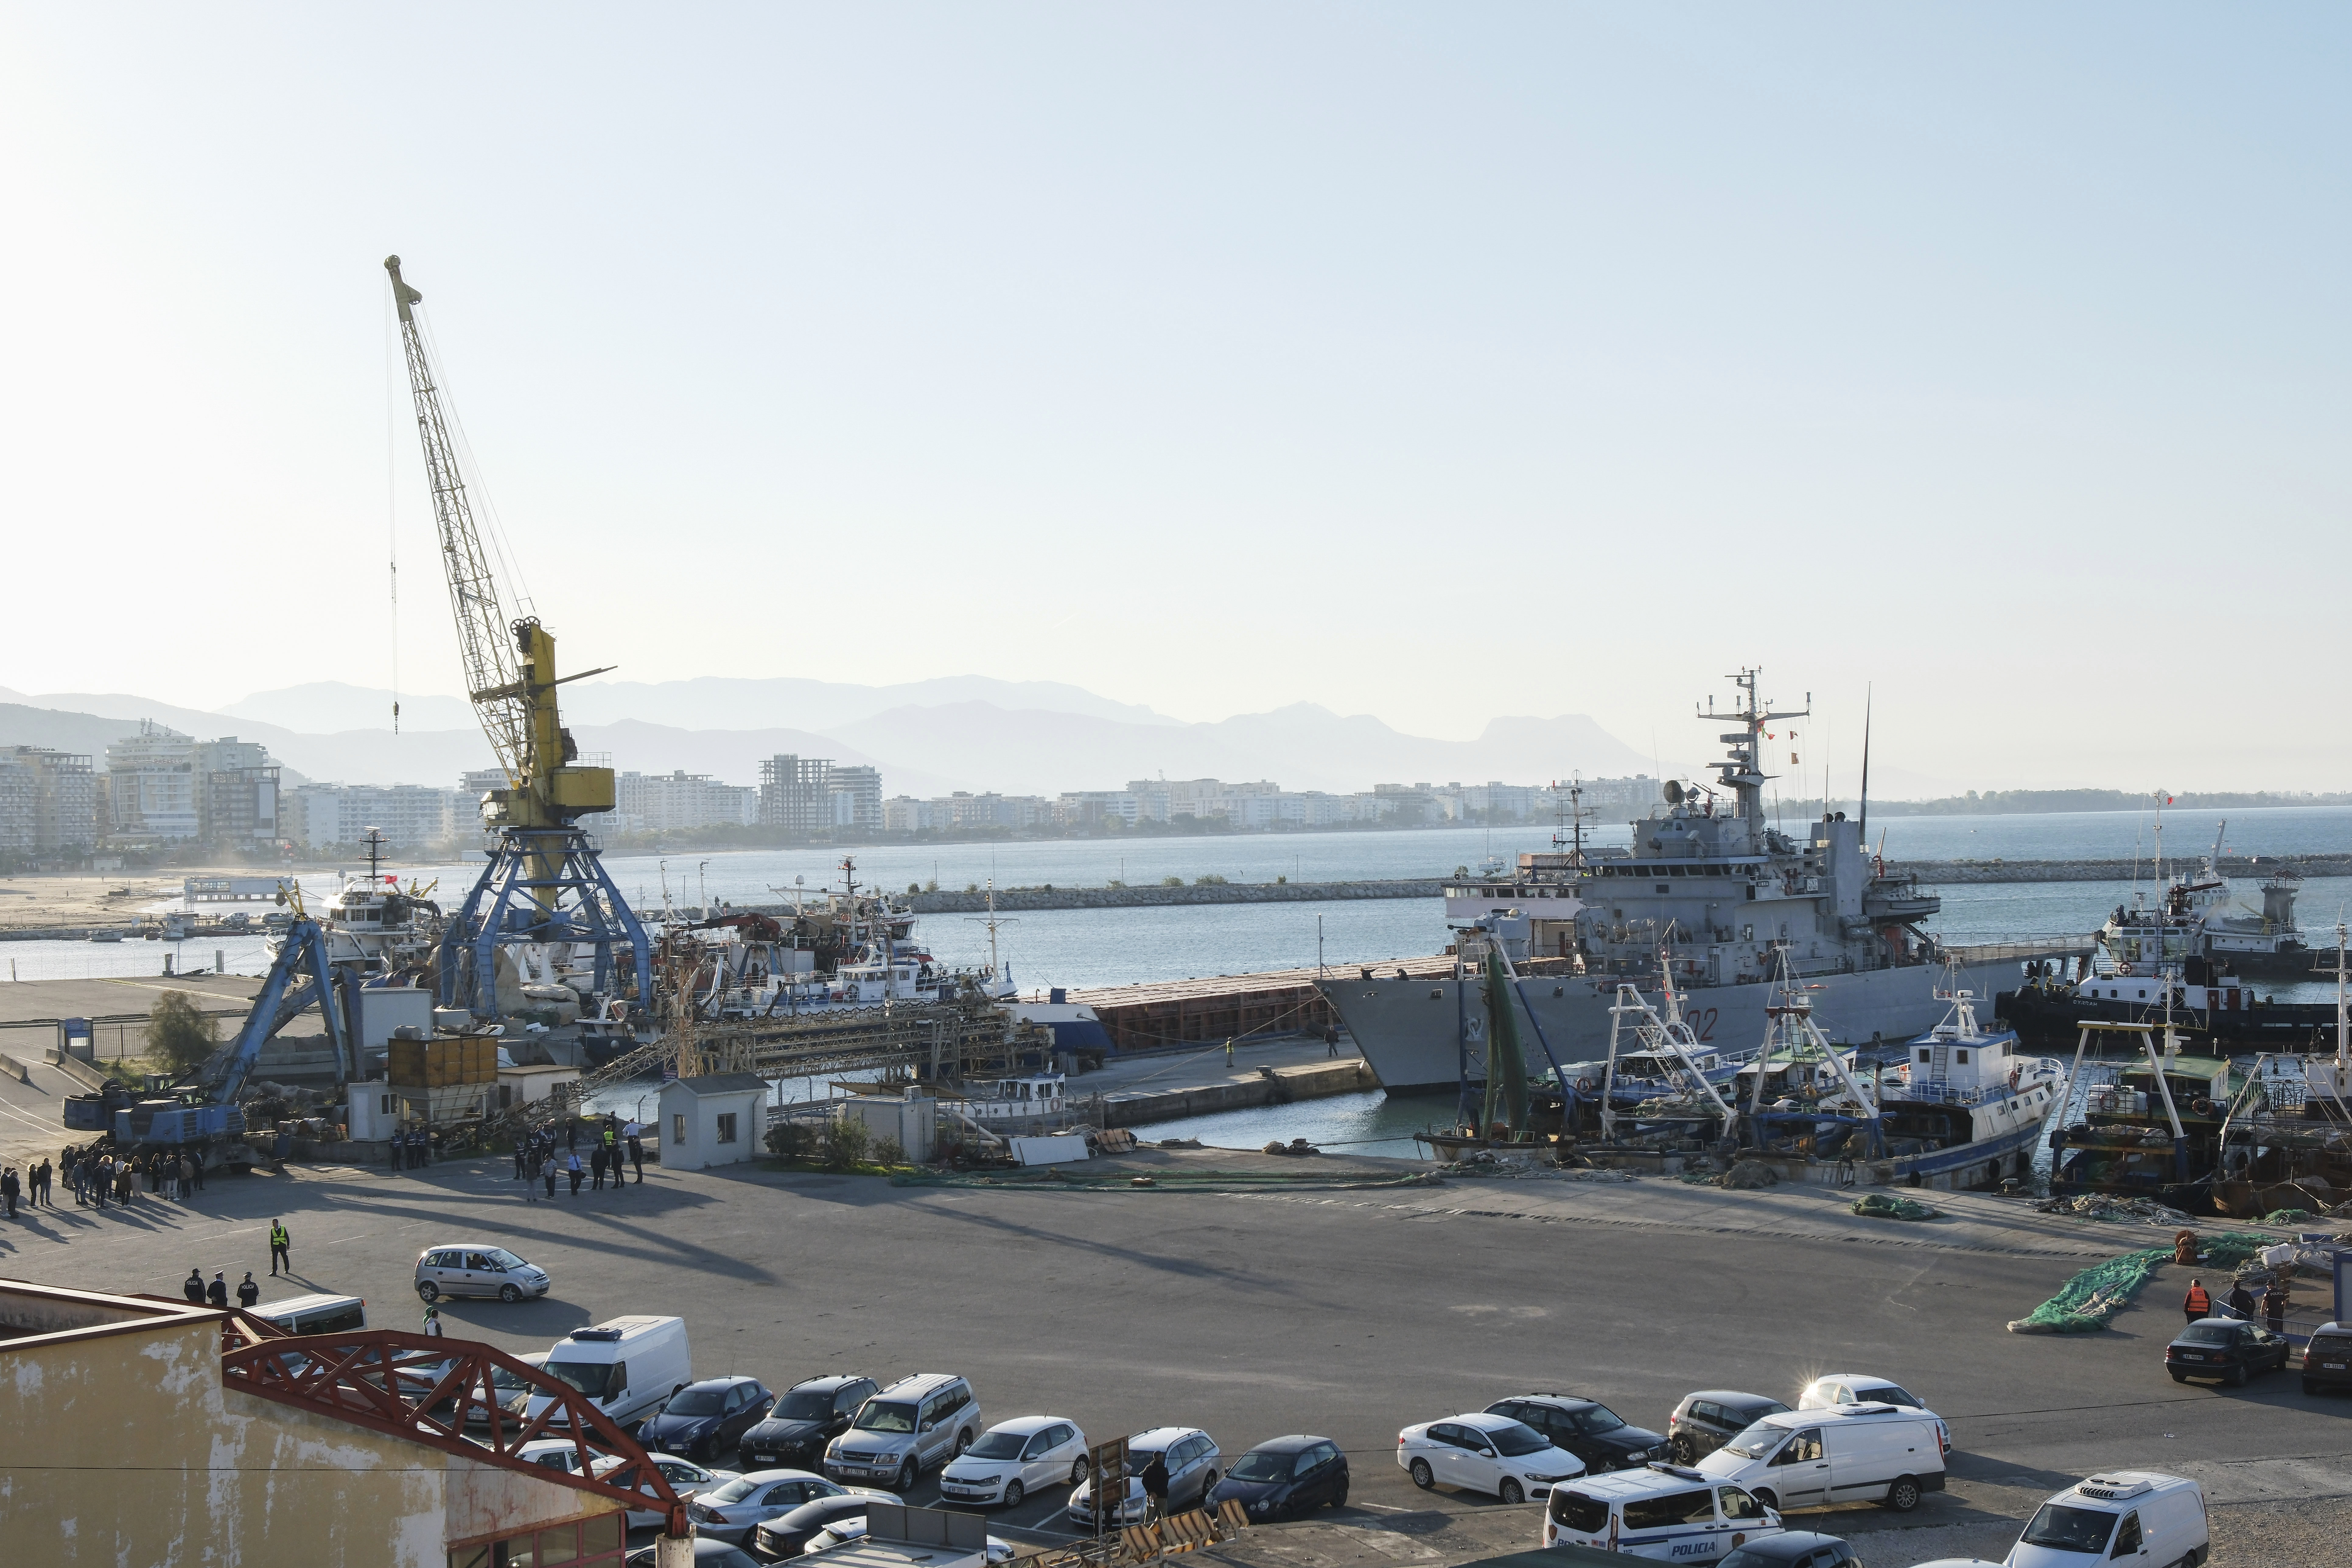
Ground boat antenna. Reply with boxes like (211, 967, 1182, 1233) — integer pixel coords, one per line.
(1857, 683, 1871, 838)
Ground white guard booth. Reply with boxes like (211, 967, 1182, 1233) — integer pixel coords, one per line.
(657, 1073, 770, 1171)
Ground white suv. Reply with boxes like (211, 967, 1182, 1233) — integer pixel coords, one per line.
(824, 1373, 982, 1493)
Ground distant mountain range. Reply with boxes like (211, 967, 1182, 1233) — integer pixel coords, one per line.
(0, 677, 1657, 798)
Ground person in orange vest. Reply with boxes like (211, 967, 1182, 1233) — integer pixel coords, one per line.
(2183, 1278, 2213, 1325)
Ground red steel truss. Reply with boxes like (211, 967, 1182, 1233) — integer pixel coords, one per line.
(221, 1325, 683, 1531)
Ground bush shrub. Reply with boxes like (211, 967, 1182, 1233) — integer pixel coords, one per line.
(871, 1135, 906, 1168)
(765, 1122, 816, 1161)
(827, 1116, 873, 1170)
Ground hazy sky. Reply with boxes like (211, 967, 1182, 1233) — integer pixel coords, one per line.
(3, 6, 2345, 793)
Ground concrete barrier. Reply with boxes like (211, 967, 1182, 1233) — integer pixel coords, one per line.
(0, 1050, 27, 1084)
(46, 1049, 111, 1093)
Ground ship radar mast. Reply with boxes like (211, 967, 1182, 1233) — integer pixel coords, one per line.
(1697, 667, 1809, 848)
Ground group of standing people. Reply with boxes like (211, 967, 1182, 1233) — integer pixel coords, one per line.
(2, 1160, 51, 1216)
(2183, 1275, 2292, 1334)
(514, 1113, 643, 1201)
(51, 1141, 207, 1211)
(387, 1126, 436, 1173)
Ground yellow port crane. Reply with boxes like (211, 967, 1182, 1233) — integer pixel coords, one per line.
(386, 255, 651, 1018)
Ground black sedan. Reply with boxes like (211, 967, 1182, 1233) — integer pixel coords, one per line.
(637, 1376, 774, 1463)
(1487, 1395, 1667, 1474)
(2167, 1318, 2291, 1386)
(1206, 1435, 1349, 1521)
(1718, 1531, 1862, 1568)
(740, 1375, 880, 1472)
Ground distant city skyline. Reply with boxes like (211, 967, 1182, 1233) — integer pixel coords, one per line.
(4, 9, 2347, 792)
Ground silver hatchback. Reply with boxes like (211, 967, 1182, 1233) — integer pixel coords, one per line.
(415, 1242, 553, 1304)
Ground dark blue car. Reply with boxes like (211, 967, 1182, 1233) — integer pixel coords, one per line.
(638, 1376, 773, 1465)
(1207, 1435, 1349, 1520)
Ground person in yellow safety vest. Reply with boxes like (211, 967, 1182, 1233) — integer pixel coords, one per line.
(2183, 1278, 2212, 1325)
(269, 1220, 291, 1277)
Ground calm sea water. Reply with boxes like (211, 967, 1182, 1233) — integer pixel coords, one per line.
(9, 807, 2350, 989)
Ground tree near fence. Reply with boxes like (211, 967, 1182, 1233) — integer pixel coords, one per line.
(148, 991, 218, 1076)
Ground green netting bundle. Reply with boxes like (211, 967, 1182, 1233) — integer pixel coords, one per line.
(2263, 1209, 2315, 1225)
(2008, 1231, 2273, 1334)
(1852, 1192, 1939, 1221)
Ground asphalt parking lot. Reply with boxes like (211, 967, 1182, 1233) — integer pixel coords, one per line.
(11, 1148, 2352, 1564)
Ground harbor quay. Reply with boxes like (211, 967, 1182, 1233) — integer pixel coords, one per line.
(5, 1138, 2350, 1566)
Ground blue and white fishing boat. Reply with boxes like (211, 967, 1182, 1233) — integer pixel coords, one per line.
(1738, 985, 2067, 1190)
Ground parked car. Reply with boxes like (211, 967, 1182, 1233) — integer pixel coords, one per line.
(2008, 1472, 2207, 1567)
(1486, 1394, 1667, 1473)
(1797, 1373, 1949, 1448)
(1696, 1405, 1944, 1513)
(639, 1376, 776, 1464)
(2166, 1318, 2291, 1385)
(516, 1437, 593, 1475)
(1395, 1412, 1583, 1504)
(625, 1542, 761, 1568)
(1715, 1528, 1861, 1566)
(1207, 1435, 1349, 1519)
(2304, 1320, 2352, 1395)
(1067, 1428, 1222, 1528)
(414, 1242, 552, 1303)
(798, 1520, 1018, 1566)
(588, 1451, 739, 1530)
(742, 1375, 881, 1472)
(462, 1352, 546, 1429)
(688, 1469, 848, 1546)
(823, 1373, 982, 1494)
(521, 1317, 691, 1429)
(751, 1492, 896, 1561)
(1667, 1391, 1791, 1465)
(938, 1416, 1088, 1509)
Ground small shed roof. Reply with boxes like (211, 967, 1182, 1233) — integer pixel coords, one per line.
(665, 1073, 770, 1097)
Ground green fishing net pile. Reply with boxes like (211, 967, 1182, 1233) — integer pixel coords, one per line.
(2008, 1232, 2272, 1334)
(1851, 1193, 1939, 1220)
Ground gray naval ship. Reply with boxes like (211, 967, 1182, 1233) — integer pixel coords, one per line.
(1318, 670, 2023, 1094)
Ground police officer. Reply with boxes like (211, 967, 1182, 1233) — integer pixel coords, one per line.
(206, 1272, 229, 1309)
(236, 1271, 261, 1309)
(183, 1267, 206, 1304)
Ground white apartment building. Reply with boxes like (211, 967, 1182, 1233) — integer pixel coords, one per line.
(290, 784, 470, 854)
(0, 747, 99, 856)
(614, 770, 759, 834)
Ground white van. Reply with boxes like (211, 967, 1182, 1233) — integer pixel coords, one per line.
(1696, 1405, 1944, 1513)
(253, 1293, 367, 1336)
(520, 1316, 690, 1428)
(1545, 1464, 1780, 1561)
(2006, 1472, 2206, 1568)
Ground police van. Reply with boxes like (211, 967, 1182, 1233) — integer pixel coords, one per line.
(1695, 1403, 1945, 1513)
(2005, 1472, 2206, 1568)
(1544, 1463, 1781, 1560)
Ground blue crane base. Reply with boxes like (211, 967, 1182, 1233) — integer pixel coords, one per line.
(439, 826, 653, 1021)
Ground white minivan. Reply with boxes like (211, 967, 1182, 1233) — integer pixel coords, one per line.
(518, 1316, 690, 1427)
(1545, 1464, 1780, 1561)
(1696, 1405, 1944, 1513)
(2006, 1472, 2206, 1568)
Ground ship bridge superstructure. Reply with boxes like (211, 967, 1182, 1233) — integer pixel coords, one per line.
(1571, 670, 1943, 988)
